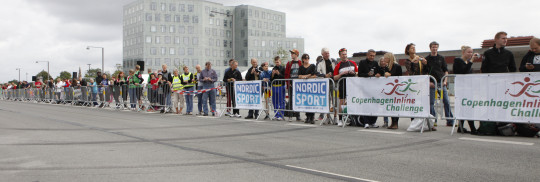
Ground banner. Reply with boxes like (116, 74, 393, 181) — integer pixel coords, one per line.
(234, 81, 263, 110)
(454, 73, 540, 123)
(346, 76, 430, 117)
(292, 78, 330, 113)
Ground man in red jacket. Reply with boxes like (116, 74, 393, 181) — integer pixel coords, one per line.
(284, 49, 302, 122)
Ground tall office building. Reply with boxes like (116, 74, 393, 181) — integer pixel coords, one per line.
(123, 0, 304, 79)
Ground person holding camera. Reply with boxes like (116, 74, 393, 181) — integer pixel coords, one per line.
(245, 58, 261, 119)
(453, 45, 481, 134)
(519, 37, 540, 72)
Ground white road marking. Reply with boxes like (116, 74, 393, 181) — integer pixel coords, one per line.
(459, 137, 534, 146)
(285, 165, 380, 182)
(358, 129, 404, 135)
(286, 123, 318, 127)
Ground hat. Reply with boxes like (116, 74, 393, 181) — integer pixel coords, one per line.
(289, 49, 299, 55)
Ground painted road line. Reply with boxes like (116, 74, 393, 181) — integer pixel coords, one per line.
(459, 137, 534, 146)
(358, 129, 405, 135)
(285, 165, 379, 182)
(286, 123, 318, 127)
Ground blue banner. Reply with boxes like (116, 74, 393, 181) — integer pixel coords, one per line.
(293, 79, 330, 113)
(234, 81, 263, 109)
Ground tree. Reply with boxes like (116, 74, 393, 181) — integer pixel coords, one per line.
(56, 71, 71, 80)
(35, 70, 51, 81)
(84, 68, 102, 78)
(112, 70, 122, 79)
(8, 79, 19, 85)
(275, 47, 289, 63)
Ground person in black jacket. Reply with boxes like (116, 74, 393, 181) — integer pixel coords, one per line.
(481, 31, 517, 73)
(519, 37, 540, 72)
(271, 56, 286, 121)
(426, 41, 454, 127)
(377, 53, 403, 129)
(453, 46, 480, 134)
(298, 54, 318, 124)
(223, 59, 243, 118)
(245, 58, 260, 119)
(357, 49, 380, 128)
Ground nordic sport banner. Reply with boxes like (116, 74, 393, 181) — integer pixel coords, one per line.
(454, 73, 540, 123)
(234, 81, 263, 110)
(292, 79, 330, 113)
(346, 76, 430, 117)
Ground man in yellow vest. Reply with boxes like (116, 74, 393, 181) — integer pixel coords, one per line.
(180, 66, 195, 115)
(171, 69, 185, 115)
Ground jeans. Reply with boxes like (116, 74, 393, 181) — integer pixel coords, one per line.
(166, 93, 172, 108)
(202, 84, 216, 114)
(91, 93, 98, 106)
(184, 87, 194, 113)
(197, 91, 203, 113)
(272, 85, 285, 119)
(129, 88, 137, 108)
(430, 86, 454, 125)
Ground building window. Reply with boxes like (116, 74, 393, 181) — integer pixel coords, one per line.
(188, 48, 194, 55)
(293, 42, 297, 48)
(188, 5, 194, 12)
(175, 37, 180, 44)
(155, 14, 161, 21)
(178, 48, 185, 55)
(150, 25, 156, 32)
(155, 36, 161, 44)
(174, 15, 181, 22)
(241, 30, 245, 38)
(169, 26, 175, 33)
(216, 39, 220, 47)
(257, 51, 262, 57)
(223, 40, 227, 47)
(249, 50, 253, 57)
(192, 59, 198, 66)
(261, 41, 265, 47)
(183, 15, 189, 23)
(150, 2, 156, 10)
(241, 9, 245, 17)
(205, 28, 210, 36)
(188, 26, 194, 34)
(145, 13, 152, 21)
(155, 59, 161, 66)
(178, 25, 185, 34)
(255, 10, 259, 18)
(209, 18, 213, 25)
(164, 36, 170, 44)
(209, 38, 213, 46)
(205, 49, 210, 56)
(192, 37, 198, 45)
(248, 9, 252, 16)
(161, 25, 166, 32)
(150, 47, 157, 55)
(192, 16, 198, 23)
(251, 20, 256, 27)
(183, 37, 189, 45)
(164, 14, 171, 22)
(169, 4, 176, 11)
(146, 36, 152, 43)
(179, 4, 185, 12)
(161, 3, 166, 11)
(169, 48, 175, 55)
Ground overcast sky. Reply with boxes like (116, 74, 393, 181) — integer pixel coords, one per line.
(1, 0, 537, 83)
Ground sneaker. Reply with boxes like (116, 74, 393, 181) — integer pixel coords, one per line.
(276, 117, 283, 121)
(370, 124, 379, 128)
(318, 116, 324, 121)
(337, 120, 343, 127)
(225, 112, 232, 116)
(364, 124, 370, 129)
(212, 112, 215, 116)
(245, 116, 254, 119)
(288, 117, 292, 122)
(235, 114, 241, 118)
(382, 123, 388, 128)
(203, 113, 208, 116)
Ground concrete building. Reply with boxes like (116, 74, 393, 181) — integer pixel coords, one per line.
(122, 0, 304, 79)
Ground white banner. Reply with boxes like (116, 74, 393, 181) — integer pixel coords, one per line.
(292, 78, 330, 113)
(454, 73, 540, 123)
(346, 76, 430, 117)
(234, 81, 263, 110)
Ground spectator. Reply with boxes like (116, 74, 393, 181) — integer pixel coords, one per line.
(161, 64, 173, 112)
(245, 58, 261, 119)
(223, 59, 243, 118)
(200, 61, 218, 116)
(357, 49, 381, 128)
(180, 66, 195, 115)
(54, 78, 64, 104)
(315, 47, 336, 122)
(223, 59, 238, 116)
(404, 43, 427, 76)
(333, 48, 358, 127)
(481, 31, 517, 73)
(194, 65, 204, 115)
(113, 71, 126, 109)
(519, 37, 540, 72)
(378, 52, 403, 129)
(127, 69, 141, 110)
(453, 45, 481, 134)
(96, 72, 103, 105)
(425, 41, 454, 127)
(89, 78, 98, 106)
(171, 69, 185, 115)
(285, 49, 303, 122)
(99, 74, 110, 108)
(259, 62, 272, 120)
(298, 54, 318, 124)
(157, 73, 167, 113)
(149, 73, 159, 111)
(271, 56, 286, 121)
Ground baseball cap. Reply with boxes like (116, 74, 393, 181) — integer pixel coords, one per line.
(289, 49, 299, 55)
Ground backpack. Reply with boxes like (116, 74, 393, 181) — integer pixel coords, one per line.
(515, 124, 540, 137)
(477, 121, 497, 135)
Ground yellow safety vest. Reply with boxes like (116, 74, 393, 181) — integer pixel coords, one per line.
(172, 76, 183, 91)
(181, 72, 194, 88)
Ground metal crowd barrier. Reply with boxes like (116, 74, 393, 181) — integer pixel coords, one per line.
(219, 80, 271, 120)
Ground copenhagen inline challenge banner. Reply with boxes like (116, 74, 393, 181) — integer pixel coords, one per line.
(346, 76, 430, 117)
(455, 73, 540, 123)
(292, 79, 330, 113)
(234, 81, 263, 110)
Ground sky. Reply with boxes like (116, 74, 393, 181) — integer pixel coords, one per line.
(0, 0, 538, 83)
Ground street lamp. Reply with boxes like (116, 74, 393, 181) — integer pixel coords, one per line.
(87, 64, 91, 74)
(87, 46, 104, 73)
(15, 68, 21, 83)
(210, 10, 234, 59)
(36, 61, 50, 81)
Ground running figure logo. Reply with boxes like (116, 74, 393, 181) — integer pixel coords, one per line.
(505, 77, 540, 97)
(382, 79, 420, 96)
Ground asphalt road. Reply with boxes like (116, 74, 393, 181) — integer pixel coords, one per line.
(1, 101, 539, 182)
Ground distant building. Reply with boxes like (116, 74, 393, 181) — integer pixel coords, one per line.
(122, 0, 304, 79)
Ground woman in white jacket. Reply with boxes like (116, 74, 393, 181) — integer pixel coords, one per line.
(54, 78, 64, 103)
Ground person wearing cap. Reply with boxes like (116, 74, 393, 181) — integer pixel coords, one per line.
(285, 49, 303, 122)
(333, 48, 358, 127)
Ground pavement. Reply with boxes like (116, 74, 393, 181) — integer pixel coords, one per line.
(1, 100, 540, 182)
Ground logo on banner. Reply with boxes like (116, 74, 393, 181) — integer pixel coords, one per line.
(235, 82, 262, 109)
(505, 77, 540, 98)
(383, 79, 420, 96)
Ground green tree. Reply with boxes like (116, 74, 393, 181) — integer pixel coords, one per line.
(84, 68, 102, 78)
(112, 70, 122, 79)
(8, 79, 19, 85)
(35, 70, 51, 81)
(275, 47, 289, 63)
(56, 71, 72, 80)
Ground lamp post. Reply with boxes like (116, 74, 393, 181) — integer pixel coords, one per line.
(87, 46, 104, 73)
(210, 10, 234, 59)
(87, 64, 91, 75)
(36, 61, 50, 81)
(16, 68, 21, 83)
